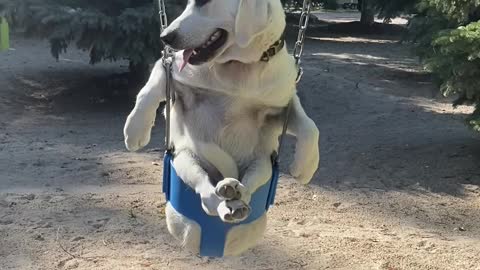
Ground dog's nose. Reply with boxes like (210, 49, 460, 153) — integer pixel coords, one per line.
(160, 31, 177, 46)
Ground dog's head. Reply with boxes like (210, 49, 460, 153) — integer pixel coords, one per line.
(161, 0, 285, 66)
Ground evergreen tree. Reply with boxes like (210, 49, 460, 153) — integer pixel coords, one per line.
(409, 0, 480, 131)
(0, 0, 186, 75)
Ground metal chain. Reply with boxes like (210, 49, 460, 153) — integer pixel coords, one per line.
(275, 0, 312, 163)
(158, 0, 168, 32)
(159, 0, 174, 151)
(163, 57, 173, 151)
(292, 0, 312, 83)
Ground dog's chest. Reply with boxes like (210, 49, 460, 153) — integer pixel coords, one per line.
(173, 82, 281, 158)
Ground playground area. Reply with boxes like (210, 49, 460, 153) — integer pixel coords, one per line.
(0, 12, 479, 270)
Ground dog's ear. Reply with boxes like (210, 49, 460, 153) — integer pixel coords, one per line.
(235, 0, 270, 48)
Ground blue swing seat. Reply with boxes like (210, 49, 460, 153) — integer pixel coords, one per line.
(162, 150, 280, 257)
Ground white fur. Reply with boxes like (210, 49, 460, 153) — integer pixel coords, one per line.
(124, 0, 319, 256)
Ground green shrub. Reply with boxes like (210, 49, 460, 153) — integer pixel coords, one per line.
(409, 0, 480, 131)
(428, 22, 480, 130)
(0, 0, 186, 75)
(323, 0, 338, 10)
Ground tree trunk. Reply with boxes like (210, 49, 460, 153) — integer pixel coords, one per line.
(360, 0, 375, 26)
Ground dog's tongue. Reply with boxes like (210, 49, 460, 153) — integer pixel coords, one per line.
(180, 49, 194, 72)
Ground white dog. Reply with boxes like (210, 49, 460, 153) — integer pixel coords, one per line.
(124, 0, 319, 256)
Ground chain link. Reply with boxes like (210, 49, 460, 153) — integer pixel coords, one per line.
(158, 0, 168, 32)
(159, 0, 174, 150)
(292, 0, 312, 83)
(293, 0, 312, 64)
(275, 0, 312, 163)
(159, 0, 174, 59)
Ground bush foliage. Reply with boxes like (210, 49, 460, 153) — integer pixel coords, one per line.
(0, 0, 186, 73)
(409, 0, 480, 131)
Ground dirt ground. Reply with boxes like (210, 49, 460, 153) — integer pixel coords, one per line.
(1, 31, 480, 270)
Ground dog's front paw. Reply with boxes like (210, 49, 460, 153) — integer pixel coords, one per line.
(289, 125, 320, 184)
(215, 178, 251, 204)
(124, 110, 155, 152)
(217, 200, 251, 223)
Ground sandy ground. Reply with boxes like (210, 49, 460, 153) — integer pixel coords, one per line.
(1, 31, 480, 270)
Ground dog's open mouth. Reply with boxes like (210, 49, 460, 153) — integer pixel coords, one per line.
(180, 29, 228, 70)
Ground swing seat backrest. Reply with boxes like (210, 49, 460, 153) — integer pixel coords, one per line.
(162, 151, 280, 257)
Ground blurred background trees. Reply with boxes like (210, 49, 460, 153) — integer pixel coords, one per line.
(0, 0, 186, 77)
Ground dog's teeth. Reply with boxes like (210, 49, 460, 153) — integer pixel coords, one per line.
(202, 31, 222, 48)
(193, 50, 198, 55)
(210, 31, 221, 41)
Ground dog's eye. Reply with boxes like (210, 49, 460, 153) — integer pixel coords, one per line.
(195, 0, 211, 7)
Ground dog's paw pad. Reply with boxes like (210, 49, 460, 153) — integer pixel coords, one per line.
(217, 200, 250, 223)
(215, 178, 250, 202)
(216, 185, 237, 200)
(232, 204, 250, 220)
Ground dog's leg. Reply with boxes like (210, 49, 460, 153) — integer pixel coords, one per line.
(216, 156, 271, 206)
(285, 94, 320, 184)
(124, 60, 167, 151)
(242, 157, 273, 194)
(215, 157, 270, 226)
(174, 149, 250, 223)
(173, 149, 222, 216)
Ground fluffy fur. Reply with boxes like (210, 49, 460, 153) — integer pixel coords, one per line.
(124, 0, 319, 256)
